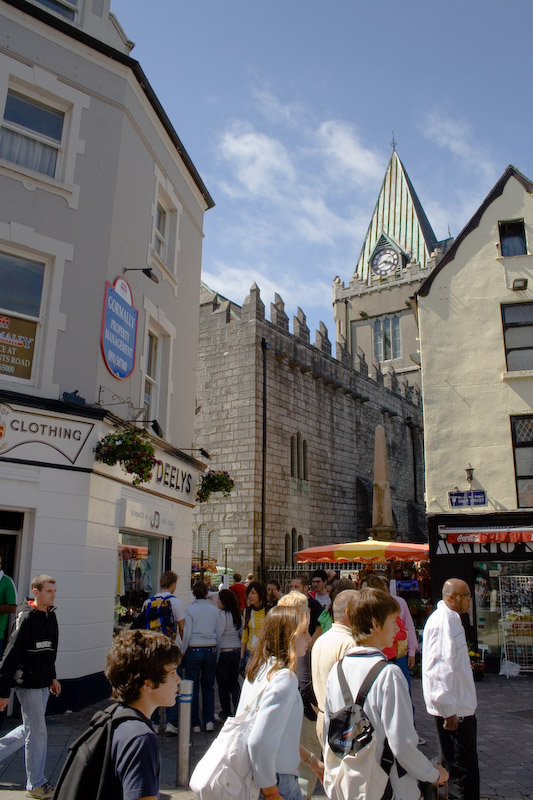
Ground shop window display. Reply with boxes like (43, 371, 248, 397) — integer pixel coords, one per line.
(474, 560, 533, 664)
(115, 533, 162, 627)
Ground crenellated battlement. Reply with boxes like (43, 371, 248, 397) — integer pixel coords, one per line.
(199, 281, 422, 411)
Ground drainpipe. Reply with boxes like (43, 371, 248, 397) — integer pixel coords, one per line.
(260, 338, 270, 581)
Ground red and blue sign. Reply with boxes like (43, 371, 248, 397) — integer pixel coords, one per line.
(100, 278, 138, 380)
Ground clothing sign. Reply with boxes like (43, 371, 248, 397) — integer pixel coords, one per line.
(0, 314, 37, 380)
(0, 402, 94, 465)
(100, 279, 138, 380)
(448, 490, 487, 507)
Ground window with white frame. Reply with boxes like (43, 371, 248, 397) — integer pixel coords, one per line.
(141, 298, 175, 439)
(0, 89, 65, 179)
(511, 415, 533, 507)
(502, 303, 533, 371)
(0, 56, 89, 208)
(0, 222, 72, 395)
(374, 316, 401, 363)
(33, 0, 79, 20)
(150, 166, 182, 289)
(0, 250, 45, 381)
(143, 330, 160, 422)
(154, 201, 168, 261)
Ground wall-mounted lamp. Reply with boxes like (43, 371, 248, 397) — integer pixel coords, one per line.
(140, 419, 164, 437)
(465, 464, 474, 483)
(123, 267, 159, 284)
(178, 447, 210, 460)
(512, 278, 528, 291)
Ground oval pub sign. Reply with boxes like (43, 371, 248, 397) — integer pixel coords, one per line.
(100, 278, 138, 380)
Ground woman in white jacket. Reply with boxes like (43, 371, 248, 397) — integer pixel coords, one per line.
(324, 588, 448, 800)
(236, 605, 324, 800)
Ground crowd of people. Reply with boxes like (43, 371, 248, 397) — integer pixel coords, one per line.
(152, 567, 475, 800)
(0, 567, 480, 800)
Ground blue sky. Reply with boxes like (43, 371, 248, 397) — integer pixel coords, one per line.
(111, 0, 533, 338)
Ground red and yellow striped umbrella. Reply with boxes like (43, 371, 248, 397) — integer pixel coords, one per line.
(294, 538, 429, 564)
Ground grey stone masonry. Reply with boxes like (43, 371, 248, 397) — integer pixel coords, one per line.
(194, 284, 424, 579)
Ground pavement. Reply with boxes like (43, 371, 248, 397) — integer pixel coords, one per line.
(0, 673, 531, 799)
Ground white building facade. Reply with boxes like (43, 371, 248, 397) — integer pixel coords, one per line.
(417, 166, 533, 669)
(0, 0, 213, 708)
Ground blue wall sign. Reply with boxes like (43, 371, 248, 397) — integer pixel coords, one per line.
(448, 490, 487, 508)
(100, 279, 138, 380)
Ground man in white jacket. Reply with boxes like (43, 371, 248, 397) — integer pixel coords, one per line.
(422, 579, 479, 800)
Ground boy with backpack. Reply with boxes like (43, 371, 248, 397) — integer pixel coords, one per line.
(53, 629, 181, 800)
(323, 588, 448, 800)
(133, 570, 185, 735)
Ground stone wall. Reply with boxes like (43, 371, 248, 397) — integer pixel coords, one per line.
(193, 284, 425, 577)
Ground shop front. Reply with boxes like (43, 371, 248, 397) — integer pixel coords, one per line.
(0, 393, 203, 709)
(114, 498, 182, 628)
(428, 512, 533, 673)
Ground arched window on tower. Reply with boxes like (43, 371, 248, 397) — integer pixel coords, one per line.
(285, 534, 291, 566)
(291, 528, 298, 559)
(290, 432, 309, 482)
(290, 435, 297, 478)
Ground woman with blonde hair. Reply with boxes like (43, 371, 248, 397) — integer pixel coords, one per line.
(277, 590, 309, 614)
(237, 605, 323, 800)
(278, 591, 321, 800)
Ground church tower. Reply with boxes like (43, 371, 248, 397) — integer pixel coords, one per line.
(333, 148, 452, 385)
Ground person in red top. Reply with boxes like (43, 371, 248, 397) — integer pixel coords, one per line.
(229, 573, 246, 611)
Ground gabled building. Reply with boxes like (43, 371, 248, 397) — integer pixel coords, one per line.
(416, 165, 533, 668)
(333, 148, 452, 385)
(0, 0, 212, 707)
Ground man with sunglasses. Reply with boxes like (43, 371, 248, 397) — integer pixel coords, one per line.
(422, 579, 479, 800)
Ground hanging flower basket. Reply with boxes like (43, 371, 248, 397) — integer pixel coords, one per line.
(95, 428, 156, 485)
(196, 470, 234, 503)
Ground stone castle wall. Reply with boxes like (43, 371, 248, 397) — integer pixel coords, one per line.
(193, 284, 425, 577)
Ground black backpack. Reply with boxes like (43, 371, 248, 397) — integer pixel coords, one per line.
(52, 703, 152, 800)
(326, 658, 399, 800)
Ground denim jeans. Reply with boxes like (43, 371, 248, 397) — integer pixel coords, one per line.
(0, 687, 49, 790)
(276, 773, 304, 800)
(184, 646, 217, 728)
(216, 649, 241, 718)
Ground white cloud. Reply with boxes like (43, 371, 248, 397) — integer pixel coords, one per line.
(218, 121, 296, 200)
(295, 194, 359, 245)
(417, 107, 501, 239)
(421, 108, 497, 184)
(216, 111, 382, 253)
(315, 120, 385, 188)
(252, 87, 306, 128)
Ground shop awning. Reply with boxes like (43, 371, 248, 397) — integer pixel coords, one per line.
(294, 538, 429, 563)
(445, 528, 533, 544)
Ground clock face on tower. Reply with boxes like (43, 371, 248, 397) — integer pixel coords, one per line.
(370, 247, 399, 276)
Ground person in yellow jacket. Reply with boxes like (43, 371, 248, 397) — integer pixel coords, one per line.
(240, 581, 269, 673)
